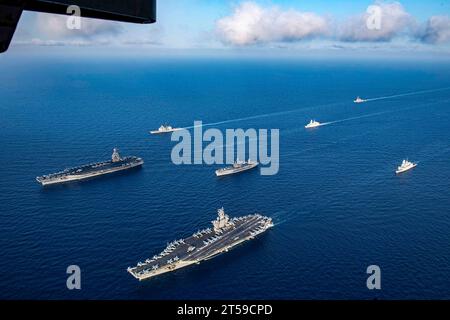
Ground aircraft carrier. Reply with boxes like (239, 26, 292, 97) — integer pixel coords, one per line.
(36, 148, 143, 186)
(128, 208, 273, 281)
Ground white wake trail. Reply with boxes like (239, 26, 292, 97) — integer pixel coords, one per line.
(323, 110, 393, 126)
(363, 87, 450, 103)
(180, 101, 345, 130)
(182, 111, 291, 130)
(281, 98, 450, 138)
(176, 87, 450, 131)
(323, 98, 450, 126)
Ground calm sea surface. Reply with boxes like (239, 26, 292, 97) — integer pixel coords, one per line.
(1, 56, 450, 299)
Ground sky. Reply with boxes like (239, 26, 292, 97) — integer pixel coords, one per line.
(8, 0, 450, 57)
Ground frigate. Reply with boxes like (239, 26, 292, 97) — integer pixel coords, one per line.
(396, 159, 417, 174)
(150, 124, 181, 134)
(305, 120, 321, 128)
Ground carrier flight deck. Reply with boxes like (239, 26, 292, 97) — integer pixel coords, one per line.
(128, 208, 273, 281)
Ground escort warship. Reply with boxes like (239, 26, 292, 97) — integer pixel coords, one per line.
(215, 160, 259, 177)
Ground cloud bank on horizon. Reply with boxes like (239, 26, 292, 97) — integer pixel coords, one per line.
(216, 2, 329, 45)
(14, 0, 450, 51)
(338, 2, 414, 42)
(216, 1, 450, 46)
(22, 12, 124, 46)
(419, 15, 450, 44)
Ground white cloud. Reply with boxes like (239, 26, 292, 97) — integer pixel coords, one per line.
(418, 16, 450, 44)
(21, 38, 92, 46)
(36, 13, 122, 39)
(21, 2, 450, 51)
(339, 2, 414, 42)
(216, 2, 329, 46)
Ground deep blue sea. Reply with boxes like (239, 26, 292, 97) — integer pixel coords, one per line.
(1, 55, 450, 299)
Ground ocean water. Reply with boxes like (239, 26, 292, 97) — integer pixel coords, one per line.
(1, 56, 450, 300)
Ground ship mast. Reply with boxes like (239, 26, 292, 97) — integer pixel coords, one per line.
(112, 148, 121, 162)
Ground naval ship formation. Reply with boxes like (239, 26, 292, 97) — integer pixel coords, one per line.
(128, 208, 273, 281)
(36, 148, 143, 186)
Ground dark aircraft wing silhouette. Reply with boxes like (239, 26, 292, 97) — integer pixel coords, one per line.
(0, 0, 157, 53)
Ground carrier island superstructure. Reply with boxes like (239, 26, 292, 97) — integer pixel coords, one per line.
(128, 208, 273, 281)
(36, 148, 143, 186)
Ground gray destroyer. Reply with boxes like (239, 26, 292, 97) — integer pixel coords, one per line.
(128, 208, 273, 281)
(36, 148, 143, 186)
(215, 160, 258, 177)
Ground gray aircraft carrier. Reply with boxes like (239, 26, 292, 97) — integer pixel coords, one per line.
(36, 148, 143, 186)
(128, 208, 273, 281)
